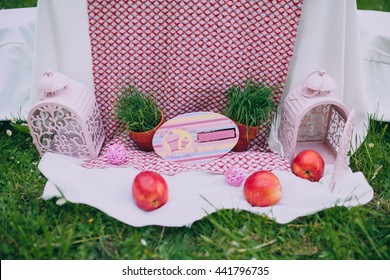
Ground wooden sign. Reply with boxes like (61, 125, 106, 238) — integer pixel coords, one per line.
(152, 112, 239, 164)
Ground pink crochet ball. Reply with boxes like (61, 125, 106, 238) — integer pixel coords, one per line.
(106, 143, 127, 165)
(224, 167, 246, 187)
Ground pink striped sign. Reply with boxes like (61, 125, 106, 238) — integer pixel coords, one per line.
(153, 112, 238, 164)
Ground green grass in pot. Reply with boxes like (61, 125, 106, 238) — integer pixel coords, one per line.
(224, 78, 277, 128)
(117, 84, 162, 133)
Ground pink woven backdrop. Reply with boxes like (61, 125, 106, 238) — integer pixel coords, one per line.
(84, 0, 303, 174)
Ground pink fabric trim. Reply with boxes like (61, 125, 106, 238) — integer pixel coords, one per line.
(82, 133, 291, 175)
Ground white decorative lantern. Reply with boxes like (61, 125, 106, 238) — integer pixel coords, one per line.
(279, 70, 356, 190)
(28, 70, 105, 159)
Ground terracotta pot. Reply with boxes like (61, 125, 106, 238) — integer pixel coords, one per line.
(129, 112, 165, 152)
(232, 122, 260, 152)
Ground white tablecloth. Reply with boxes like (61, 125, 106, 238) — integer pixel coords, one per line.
(30, 0, 374, 227)
(0, 7, 36, 120)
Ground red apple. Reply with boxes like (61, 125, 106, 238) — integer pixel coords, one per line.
(132, 171, 168, 211)
(243, 171, 282, 207)
(291, 150, 325, 182)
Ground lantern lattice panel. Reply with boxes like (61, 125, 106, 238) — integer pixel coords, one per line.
(87, 102, 106, 153)
(279, 112, 295, 161)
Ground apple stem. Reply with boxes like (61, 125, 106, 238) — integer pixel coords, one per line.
(305, 171, 315, 182)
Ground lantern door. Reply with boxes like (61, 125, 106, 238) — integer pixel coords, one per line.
(330, 109, 356, 191)
(28, 103, 92, 159)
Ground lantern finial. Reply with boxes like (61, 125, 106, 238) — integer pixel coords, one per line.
(318, 69, 326, 76)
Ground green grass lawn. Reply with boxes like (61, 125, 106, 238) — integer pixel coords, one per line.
(1, 117, 389, 260)
(1, 0, 389, 260)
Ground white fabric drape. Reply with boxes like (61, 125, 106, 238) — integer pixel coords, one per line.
(0, 8, 36, 120)
(358, 10, 390, 121)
